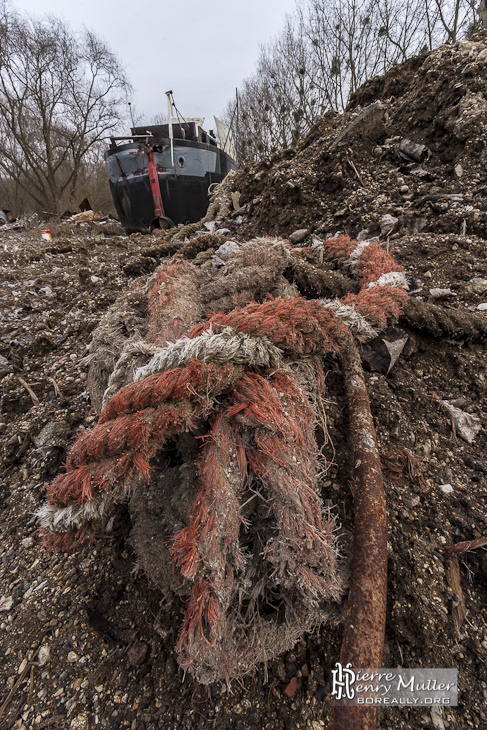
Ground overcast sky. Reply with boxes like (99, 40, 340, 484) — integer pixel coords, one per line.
(12, 0, 298, 131)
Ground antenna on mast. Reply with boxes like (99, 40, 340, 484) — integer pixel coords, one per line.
(128, 101, 135, 128)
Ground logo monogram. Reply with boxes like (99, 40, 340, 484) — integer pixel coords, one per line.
(331, 662, 356, 700)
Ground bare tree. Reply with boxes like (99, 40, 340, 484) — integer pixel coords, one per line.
(225, 0, 481, 163)
(225, 14, 325, 160)
(300, 0, 437, 109)
(432, 0, 479, 42)
(0, 4, 130, 213)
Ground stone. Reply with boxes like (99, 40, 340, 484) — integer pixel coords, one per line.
(127, 642, 148, 667)
(33, 420, 70, 449)
(465, 278, 487, 295)
(380, 214, 398, 236)
(70, 715, 88, 729)
(38, 645, 51, 666)
(0, 595, 13, 611)
(429, 288, 455, 298)
(213, 240, 240, 262)
(289, 229, 309, 244)
(165, 656, 177, 676)
(284, 676, 300, 697)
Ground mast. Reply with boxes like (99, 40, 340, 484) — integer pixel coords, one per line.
(165, 90, 175, 171)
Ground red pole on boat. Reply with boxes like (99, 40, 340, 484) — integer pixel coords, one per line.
(145, 147, 165, 218)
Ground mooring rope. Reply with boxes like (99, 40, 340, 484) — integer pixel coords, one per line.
(38, 233, 407, 686)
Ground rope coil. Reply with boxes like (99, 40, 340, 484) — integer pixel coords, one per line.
(38, 233, 407, 683)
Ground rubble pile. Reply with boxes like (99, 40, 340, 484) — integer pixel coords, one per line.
(0, 34, 487, 730)
(229, 32, 487, 246)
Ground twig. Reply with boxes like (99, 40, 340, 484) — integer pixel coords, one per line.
(0, 661, 31, 720)
(446, 556, 465, 640)
(27, 665, 35, 704)
(17, 376, 39, 406)
(48, 377, 64, 401)
(346, 156, 366, 187)
(444, 537, 487, 554)
(87, 646, 123, 686)
(38, 718, 63, 728)
(15, 429, 32, 460)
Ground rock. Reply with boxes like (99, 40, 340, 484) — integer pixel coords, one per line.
(38, 645, 51, 666)
(215, 228, 232, 236)
(398, 138, 431, 162)
(477, 44, 487, 62)
(454, 163, 463, 179)
(380, 214, 398, 236)
(213, 240, 240, 262)
(284, 676, 300, 698)
(70, 714, 89, 729)
(33, 420, 70, 449)
(429, 288, 455, 298)
(127, 642, 149, 667)
(165, 656, 177, 676)
(329, 102, 388, 150)
(477, 302, 487, 310)
(0, 595, 13, 611)
(210, 256, 226, 269)
(289, 229, 309, 244)
(465, 278, 487, 295)
(439, 484, 453, 494)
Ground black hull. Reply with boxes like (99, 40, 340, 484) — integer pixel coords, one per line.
(105, 133, 238, 234)
(109, 172, 226, 234)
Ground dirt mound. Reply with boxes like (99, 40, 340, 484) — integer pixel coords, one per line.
(226, 31, 487, 246)
(1, 35, 487, 730)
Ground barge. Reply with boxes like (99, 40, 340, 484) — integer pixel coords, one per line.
(105, 92, 238, 233)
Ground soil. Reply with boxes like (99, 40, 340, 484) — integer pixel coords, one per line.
(2, 33, 487, 730)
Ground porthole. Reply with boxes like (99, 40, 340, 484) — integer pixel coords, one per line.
(178, 156, 185, 168)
